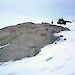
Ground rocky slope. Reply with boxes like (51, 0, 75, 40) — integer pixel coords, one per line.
(0, 22, 70, 62)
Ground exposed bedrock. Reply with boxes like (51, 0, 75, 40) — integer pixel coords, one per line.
(0, 22, 70, 62)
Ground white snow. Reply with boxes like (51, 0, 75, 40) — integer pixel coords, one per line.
(0, 21, 75, 75)
(0, 43, 9, 49)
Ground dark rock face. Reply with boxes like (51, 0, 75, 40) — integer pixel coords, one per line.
(0, 22, 70, 62)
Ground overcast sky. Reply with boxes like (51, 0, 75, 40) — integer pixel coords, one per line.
(0, 0, 75, 27)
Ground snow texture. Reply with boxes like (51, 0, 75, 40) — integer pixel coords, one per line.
(0, 21, 75, 75)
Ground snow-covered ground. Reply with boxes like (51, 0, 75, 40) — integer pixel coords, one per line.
(0, 21, 75, 75)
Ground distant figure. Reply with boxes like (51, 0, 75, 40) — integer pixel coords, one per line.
(42, 22, 43, 24)
(51, 21, 53, 24)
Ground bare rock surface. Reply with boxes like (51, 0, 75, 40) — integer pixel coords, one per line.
(0, 22, 70, 62)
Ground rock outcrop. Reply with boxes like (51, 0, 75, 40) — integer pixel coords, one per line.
(0, 22, 70, 62)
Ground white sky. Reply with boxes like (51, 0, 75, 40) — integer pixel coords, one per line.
(0, 0, 75, 26)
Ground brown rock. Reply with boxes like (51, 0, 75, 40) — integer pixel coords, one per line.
(0, 22, 70, 62)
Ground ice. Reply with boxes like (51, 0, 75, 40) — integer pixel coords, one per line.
(0, 21, 75, 75)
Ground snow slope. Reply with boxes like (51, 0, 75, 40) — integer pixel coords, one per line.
(0, 22, 75, 75)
